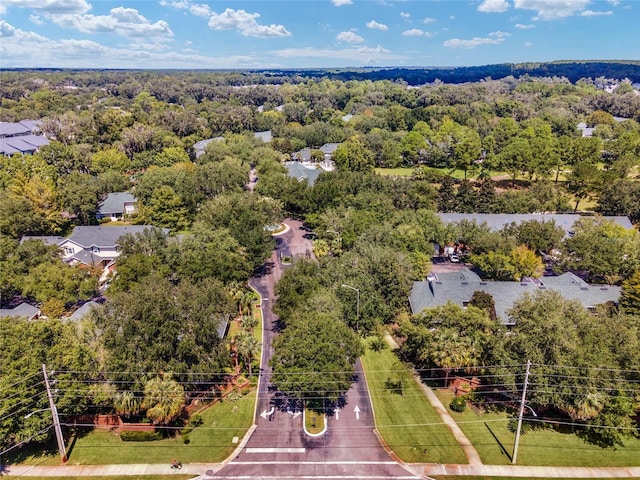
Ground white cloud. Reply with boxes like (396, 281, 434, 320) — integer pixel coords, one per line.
(515, 23, 535, 28)
(402, 29, 424, 36)
(449, 15, 456, 20)
(0, 20, 266, 69)
(366, 20, 388, 31)
(606, 0, 620, 5)
(400, 11, 411, 18)
(580, 9, 613, 16)
(444, 31, 510, 48)
(331, 0, 353, 5)
(48, 8, 173, 38)
(478, 0, 511, 13)
(208, 8, 291, 37)
(423, 17, 436, 23)
(159, 0, 211, 17)
(0, 0, 90, 15)
(270, 44, 401, 64)
(513, 0, 591, 20)
(524, 41, 533, 46)
(337, 31, 364, 43)
(29, 14, 44, 25)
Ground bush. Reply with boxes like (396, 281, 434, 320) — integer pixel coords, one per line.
(507, 418, 533, 435)
(181, 427, 193, 435)
(120, 430, 162, 442)
(182, 435, 190, 444)
(449, 396, 467, 413)
(189, 413, 204, 427)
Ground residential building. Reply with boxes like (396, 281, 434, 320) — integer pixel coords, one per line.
(436, 213, 633, 237)
(96, 192, 138, 221)
(409, 268, 620, 325)
(0, 302, 41, 320)
(284, 162, 323, 186)
(0, 120, 50, 156)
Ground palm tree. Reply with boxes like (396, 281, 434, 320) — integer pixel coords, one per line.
(235, 332, 261, 381)
(240, 315, 258, 334)
(141, 375, 185, 425)
(113, 390, 140, 419)
(431, 329, 478, 387)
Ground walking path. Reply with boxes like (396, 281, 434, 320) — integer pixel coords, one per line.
(383, 332, 482, 466)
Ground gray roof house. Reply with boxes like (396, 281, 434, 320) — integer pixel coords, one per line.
(69, 301, 102, 322)
(0, 302, 41, 320)
(0, 120, 50, 156)
(409, 268, 620, 325)
(436, 213, 633, 236)
(96, 192, 137, 221)
(58, 225, 169, 267)
(284, 162, 323, 186)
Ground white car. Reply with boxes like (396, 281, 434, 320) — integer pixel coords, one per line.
(449, 254, 460, 263)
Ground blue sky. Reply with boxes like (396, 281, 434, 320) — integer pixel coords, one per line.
(0, 0, 637, 69)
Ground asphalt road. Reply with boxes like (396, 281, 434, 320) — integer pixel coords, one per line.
(212, 219, 419, 480)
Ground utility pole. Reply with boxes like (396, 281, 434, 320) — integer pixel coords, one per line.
(511, 359, 531, 465)
(42, 364, 67, 463)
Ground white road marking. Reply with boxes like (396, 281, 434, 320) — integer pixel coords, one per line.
(245, 447, 306, 453)
(353, 405, 360, 420)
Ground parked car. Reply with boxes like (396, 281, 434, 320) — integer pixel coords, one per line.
(449, 254, 460, 263)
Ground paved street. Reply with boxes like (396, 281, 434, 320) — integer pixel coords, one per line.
(212, 219, 419, 480)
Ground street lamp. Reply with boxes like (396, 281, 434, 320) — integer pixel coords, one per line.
(340, 284, 360, 332)
(24, 408, 51, 419)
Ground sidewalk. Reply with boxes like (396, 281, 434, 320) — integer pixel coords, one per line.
(0, 462, 222, 477)
(419, 463, 640, 478)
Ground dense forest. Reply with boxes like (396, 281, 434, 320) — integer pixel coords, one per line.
(1, 65, 639, 455)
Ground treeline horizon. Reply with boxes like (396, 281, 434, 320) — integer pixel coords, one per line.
(3, 60, 640, 85)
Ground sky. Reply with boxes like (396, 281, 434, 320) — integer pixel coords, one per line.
(0, 0, 637, 69)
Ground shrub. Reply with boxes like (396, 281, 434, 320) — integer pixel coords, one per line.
(181, 427, 193, 435)
(120, 430, 162, 442)
(189, 413, 204, 427)
(507, 418, 533, 435)
(449, 396, 467, 413)
(182, 435, 190, 444)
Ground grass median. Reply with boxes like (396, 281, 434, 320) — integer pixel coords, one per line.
(360, 338, 467, 464)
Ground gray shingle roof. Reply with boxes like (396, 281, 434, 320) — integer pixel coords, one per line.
(0, 302, 40, 320)
(254, 131, 272, 142)
(0, 122, 30, 137)
(284, 162, 322, 186)
(97, 192, 137, 216)
(19, 235, 65, 246)
(69, 301, 101, 321)
(436, 213, 632, 235)
(409, 268, 620, 325)
(0, 134, 50, 155)
(67, 225, 167, 249)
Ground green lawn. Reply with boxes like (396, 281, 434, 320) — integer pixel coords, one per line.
(430, 477, 629, 480)
(18, 390, 256, 466)
(361, 339, 467, 464)
(374, 167, 414, 177)
(435, 389, 640, 467)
